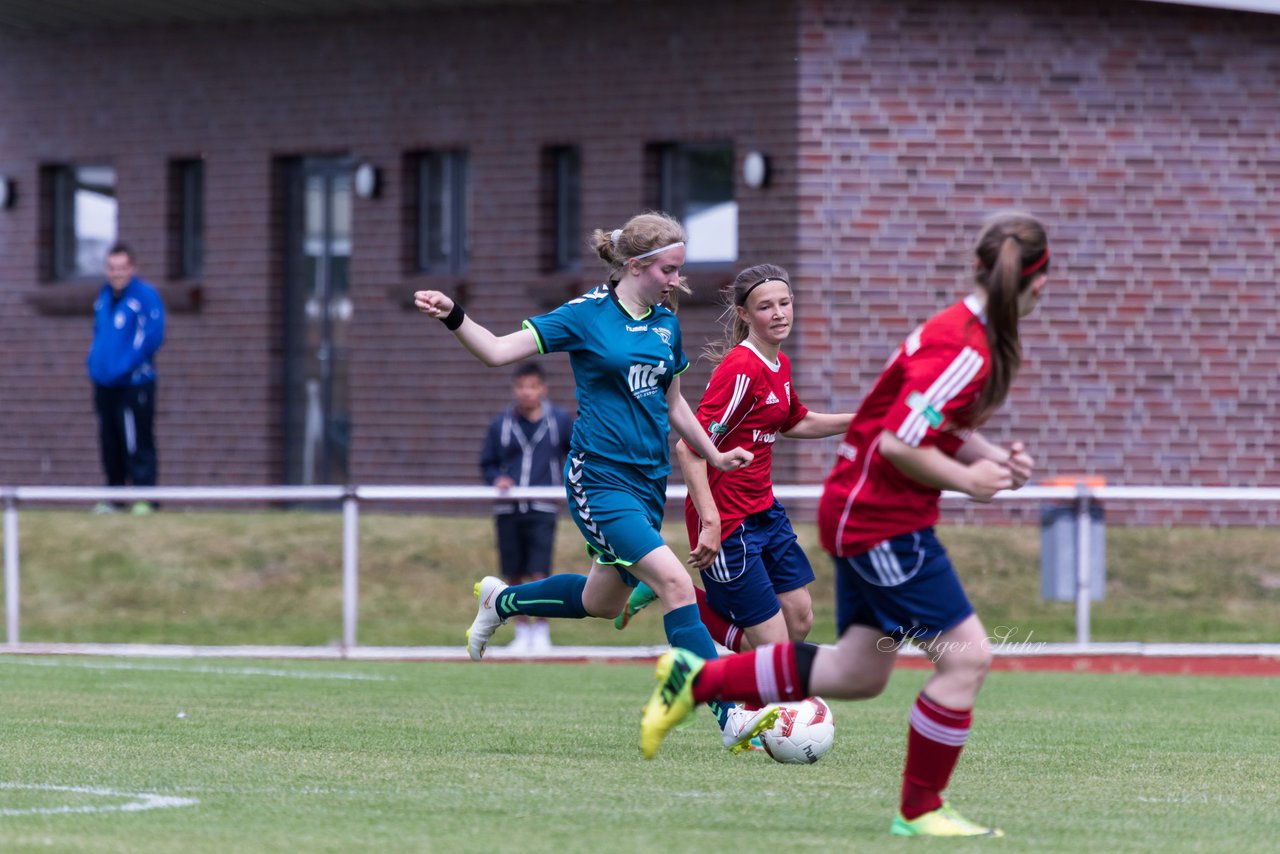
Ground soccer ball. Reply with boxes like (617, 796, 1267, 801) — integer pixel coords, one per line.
(760, 697, 835, 765)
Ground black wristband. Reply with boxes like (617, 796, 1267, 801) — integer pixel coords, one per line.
(440, 302, 465, 331)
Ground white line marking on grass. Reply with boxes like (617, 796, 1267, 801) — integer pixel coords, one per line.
(0, 783, 198, 816)
(0, 658, 393, 682)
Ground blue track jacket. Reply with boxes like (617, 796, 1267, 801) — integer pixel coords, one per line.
(87, 277, 166, 387)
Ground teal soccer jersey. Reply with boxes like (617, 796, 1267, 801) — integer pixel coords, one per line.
(524, 284, 689, 479)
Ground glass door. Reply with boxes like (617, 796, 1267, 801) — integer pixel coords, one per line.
(282, 158, 353, 485)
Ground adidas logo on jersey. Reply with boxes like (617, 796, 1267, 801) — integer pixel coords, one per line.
(765, 391, 780, 405)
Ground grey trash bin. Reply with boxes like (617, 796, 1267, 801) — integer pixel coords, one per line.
(1039, 502, 1105, 602)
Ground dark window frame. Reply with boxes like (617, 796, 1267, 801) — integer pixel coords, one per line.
(542, 145, 581, 273)
(647, 141, 738, 268)
(45, 163, 118, 281)
(414, 149, 469, 275)
(168, 158, 205, 279)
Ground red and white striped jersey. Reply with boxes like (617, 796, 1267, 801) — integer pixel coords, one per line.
(819, 296, 989, 557)
(683, 341, 809, 547)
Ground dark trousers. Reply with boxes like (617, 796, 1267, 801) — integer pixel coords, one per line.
(93, 382, 158, 487)
(495, 511, 557, 583)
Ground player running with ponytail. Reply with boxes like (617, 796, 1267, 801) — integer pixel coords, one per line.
(416, 211, 776, 752)
(640, 211, 1049, 838)
(615, 264, 852, 653)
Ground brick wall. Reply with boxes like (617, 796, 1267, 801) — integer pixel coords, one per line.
(0, 0, 802, 488)
(1, 0, 1278, 525)
(793, 0, 1280, 524)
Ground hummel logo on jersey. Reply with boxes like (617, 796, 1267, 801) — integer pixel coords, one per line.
(628, 362, 668, 396)
(569, 285, 610, 305)
(765, 391, 780, 405)
(626, 324, 650, 332)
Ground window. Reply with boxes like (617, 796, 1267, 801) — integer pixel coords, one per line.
(649, 142, 737, 264)
(414, 150, 468, 274)
(541, 146, 581, 272)
(169, 159, 204, 278)
(47, 164, 117, 279)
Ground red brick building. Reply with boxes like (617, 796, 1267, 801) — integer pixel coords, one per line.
(1, 0, 1278, 522)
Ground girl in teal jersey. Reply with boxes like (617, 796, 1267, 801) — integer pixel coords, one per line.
(416, 211, 776, 752)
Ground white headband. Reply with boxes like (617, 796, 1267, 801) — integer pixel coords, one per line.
(629, 241, 685, 263)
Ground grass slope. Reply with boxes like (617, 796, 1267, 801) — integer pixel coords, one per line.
(9, 509, 1280, 646)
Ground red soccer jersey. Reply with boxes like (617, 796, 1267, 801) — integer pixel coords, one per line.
(683, 342, 810, 548)
(819, 296, 990, 557)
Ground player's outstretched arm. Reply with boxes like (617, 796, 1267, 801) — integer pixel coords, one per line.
(956, 432, 1035, 489)
(782, 410, 854, 440)
(878, 430, 1011, 503)
(667, 378, 752, 473)
(414, 289, 539, 367)
(675, 440, 722, 570)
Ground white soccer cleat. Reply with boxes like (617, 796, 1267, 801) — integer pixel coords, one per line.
(466, 576, 509, 661)
(721, 705, 781, 753)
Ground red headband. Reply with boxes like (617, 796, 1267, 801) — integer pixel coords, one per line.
(1021, 247, 1050, 277)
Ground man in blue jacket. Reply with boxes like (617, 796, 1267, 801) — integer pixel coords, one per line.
(86, 243, 166, 514)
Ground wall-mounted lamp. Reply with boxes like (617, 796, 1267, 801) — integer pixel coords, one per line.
(354, 162, 381, 199)
(742, 151, 771, 189)
(0, 176, 15, 209)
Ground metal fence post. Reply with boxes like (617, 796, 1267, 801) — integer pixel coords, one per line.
(3, 490, 20, 645)
(342, 488, 359, 651)
(1074, 480, 1092, 646)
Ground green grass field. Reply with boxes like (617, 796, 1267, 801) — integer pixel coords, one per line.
(8, 509, 1280, 646)
(0, 656, 1275, 853)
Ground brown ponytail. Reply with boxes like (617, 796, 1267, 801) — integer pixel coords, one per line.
(589, 211, 690, 306)
(969, 212, 1049, 425)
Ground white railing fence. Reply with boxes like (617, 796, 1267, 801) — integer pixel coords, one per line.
(1, 482, 1268, 651)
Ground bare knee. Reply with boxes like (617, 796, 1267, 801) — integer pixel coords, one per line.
(779, 591, 814, 642)
(814, 649, 891, 700)
(955, 649, 993, 693)
(927, 646, 992, 706)
(785, 608, 813, 641)
(581, 596, 619, 619)
(842, 667, 891, 700)
(580, 583, 627, 619)
(646, 574, 693, 608)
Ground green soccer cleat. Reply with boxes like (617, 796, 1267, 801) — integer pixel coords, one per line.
(640, 648, 705, 759)
(614, 582, 658, 630)
(890, 803, 1004, 838)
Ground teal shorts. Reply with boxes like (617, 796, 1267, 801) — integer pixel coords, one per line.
(564, 452, 667, 570)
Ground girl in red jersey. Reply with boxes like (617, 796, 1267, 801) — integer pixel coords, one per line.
(615, 264, 852, 652)
(641, 211, 1049, 839)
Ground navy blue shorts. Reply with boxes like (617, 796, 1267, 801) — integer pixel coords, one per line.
(834, 527, 974, 642)
(564, 452, 666, 572)
(700, 501, 815, 629)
